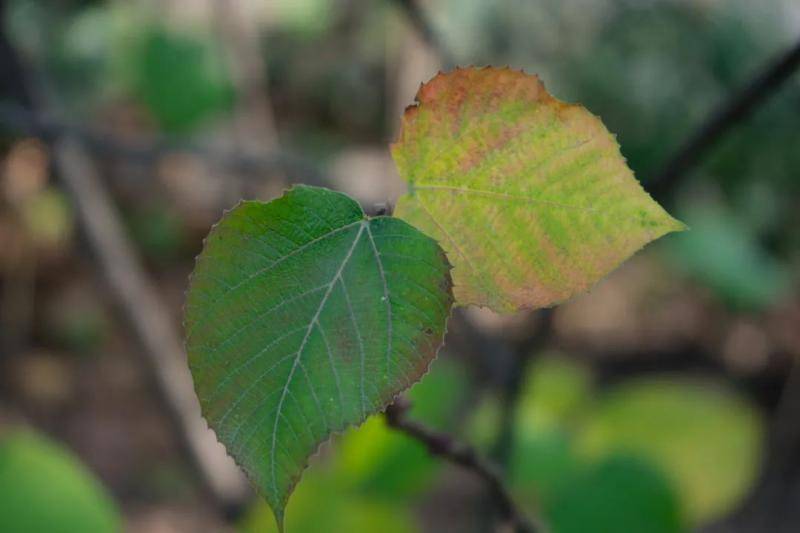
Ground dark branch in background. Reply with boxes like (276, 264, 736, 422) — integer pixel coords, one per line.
(389, 0, 455, 67)
(0, 10, 251, 514)
(53, 137, 252, 513)
(650, 35, 800, 198)
(0, 103, 331, 186)
(491, 309, 554, 468)
(648, 34, 800, 532)
(385, 399, 539, 533)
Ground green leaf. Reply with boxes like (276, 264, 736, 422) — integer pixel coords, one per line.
(185, 186, 453, 526)
(132, 27, 234, 133)
(510, 428, 580, 505)
(508, 356, 592, 502)
(515, 355, 593, 431)
(0, 430, 121, 533)
(392, 67, 685, 312)
(576, 378, 763, 525)
(545, 454, 683, 533)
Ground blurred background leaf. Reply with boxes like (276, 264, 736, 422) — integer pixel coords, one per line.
(544, 454, 683, 533)
(0, 430, 121, 533)
(127, 27, 234, 133)
(576, 378, 763, 525)
(669, 200, 791, 310)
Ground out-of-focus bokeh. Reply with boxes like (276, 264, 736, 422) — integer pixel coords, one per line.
(0, 0, 798, 532)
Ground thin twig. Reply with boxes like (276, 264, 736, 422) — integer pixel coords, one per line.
(0, 103, 331, 186)
(0, 15, 251, 513)
(54, 137, 251, 511)
(650, 35, 800, 197)
(385, 398, 539, 533)
(491, 309, 554, 468)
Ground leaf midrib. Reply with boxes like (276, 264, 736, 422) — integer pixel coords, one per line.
(413, 184, 596, 211)
(189, 219, 364, 338)
(269, 220, 367, 500)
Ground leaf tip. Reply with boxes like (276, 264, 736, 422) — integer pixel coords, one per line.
(273, 506, 286, 533)
(668, 216, 690, 234)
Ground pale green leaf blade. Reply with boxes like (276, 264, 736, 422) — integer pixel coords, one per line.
(392, 67, 686, 312)
(576, 378, 763, 525)
(184, 185, 453, 525)
(0, 430, 121, 533)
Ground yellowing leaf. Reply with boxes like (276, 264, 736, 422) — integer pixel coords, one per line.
(185, 186, 453, 527)
(392, 67, 685, 312)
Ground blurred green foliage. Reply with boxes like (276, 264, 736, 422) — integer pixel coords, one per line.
(577, 377, 763, 525)
(334, 357, 469, 500)
(239, 352, 763, 532)
(129, 27, 234, 133)
(0, 430, 120, 533)
(125, 201, 187, 265)
(545, 454, 683, 533)
(670, 200, 791, 309)
(240, 472, 416, 533)
(7, 1, 234, 132)
(507, 357, 590, 503)
(270, 0, 335, 37)
(46, 296, 109, 355)
(496, 356, 762, 531)
(515, 356, 592, 431)
(19, 186, 73, 249)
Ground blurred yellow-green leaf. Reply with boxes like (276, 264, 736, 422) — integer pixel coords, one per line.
(0, 430, 121, 533)
(515, 355, 592, 432)
(240, 472, 417, 533)
(507, 356, 590, 501)
(19, 187, 74, 250)
(334, 417, 437, 501)
(576, 378, 763, 525)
